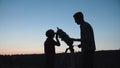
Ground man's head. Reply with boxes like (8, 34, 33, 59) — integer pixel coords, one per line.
(46, 29, 55, 38)
(73, 12, 84, 25)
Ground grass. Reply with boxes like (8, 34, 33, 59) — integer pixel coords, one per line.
(0, 50, 120, 68)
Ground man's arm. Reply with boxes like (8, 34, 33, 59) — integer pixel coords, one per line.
(70, 38, 82, 48)
(70, 38, 81, 41)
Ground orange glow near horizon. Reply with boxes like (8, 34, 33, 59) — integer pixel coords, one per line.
(0, 46, 82, 55)
(1, 47, 119, 55)
(0, 49, 44, 55)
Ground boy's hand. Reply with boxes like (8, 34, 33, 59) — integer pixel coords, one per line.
(55, 33, 60, 46)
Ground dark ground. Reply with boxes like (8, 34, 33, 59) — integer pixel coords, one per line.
(0, 50, 120, 68)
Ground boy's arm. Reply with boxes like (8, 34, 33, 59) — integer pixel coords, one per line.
(55, 33, 60, 46)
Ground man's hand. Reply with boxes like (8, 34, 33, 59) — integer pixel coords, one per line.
(78, 44, 81, 48)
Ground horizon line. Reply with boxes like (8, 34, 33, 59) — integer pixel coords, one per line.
(0, 49, 120, 55)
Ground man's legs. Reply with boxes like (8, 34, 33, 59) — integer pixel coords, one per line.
(82, 51, 95, 68)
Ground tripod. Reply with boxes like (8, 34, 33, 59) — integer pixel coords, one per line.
(56, 27, 76, 68)
(59, 46, 75, 68)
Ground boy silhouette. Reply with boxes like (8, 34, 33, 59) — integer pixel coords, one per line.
(44, 29, 60, 68)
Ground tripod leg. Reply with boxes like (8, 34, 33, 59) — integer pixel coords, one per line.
(58, 48, 69, 68)
(59, 47, 75, 68)
(65, 48, 69, 53)
(69, 47, 75, 68)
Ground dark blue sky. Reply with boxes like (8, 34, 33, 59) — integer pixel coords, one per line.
(0, 0, 120, 54)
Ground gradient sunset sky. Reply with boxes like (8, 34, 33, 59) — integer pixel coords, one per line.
(0, 0, 120, 55)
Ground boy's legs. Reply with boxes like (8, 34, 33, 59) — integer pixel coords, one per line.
(45, 55, 55, 68)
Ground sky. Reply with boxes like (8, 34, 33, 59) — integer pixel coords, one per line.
(0, 0, 120, 55)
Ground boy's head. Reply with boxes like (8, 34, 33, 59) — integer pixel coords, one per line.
(46, 29, 55, 38)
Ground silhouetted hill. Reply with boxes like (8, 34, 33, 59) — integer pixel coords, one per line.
(0, 50, 120, 68)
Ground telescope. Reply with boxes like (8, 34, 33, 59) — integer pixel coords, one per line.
(56, 27, 74, 52)
(56, 27, 75, 68)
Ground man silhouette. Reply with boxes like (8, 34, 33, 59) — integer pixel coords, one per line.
(73, 12, 96, 68)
